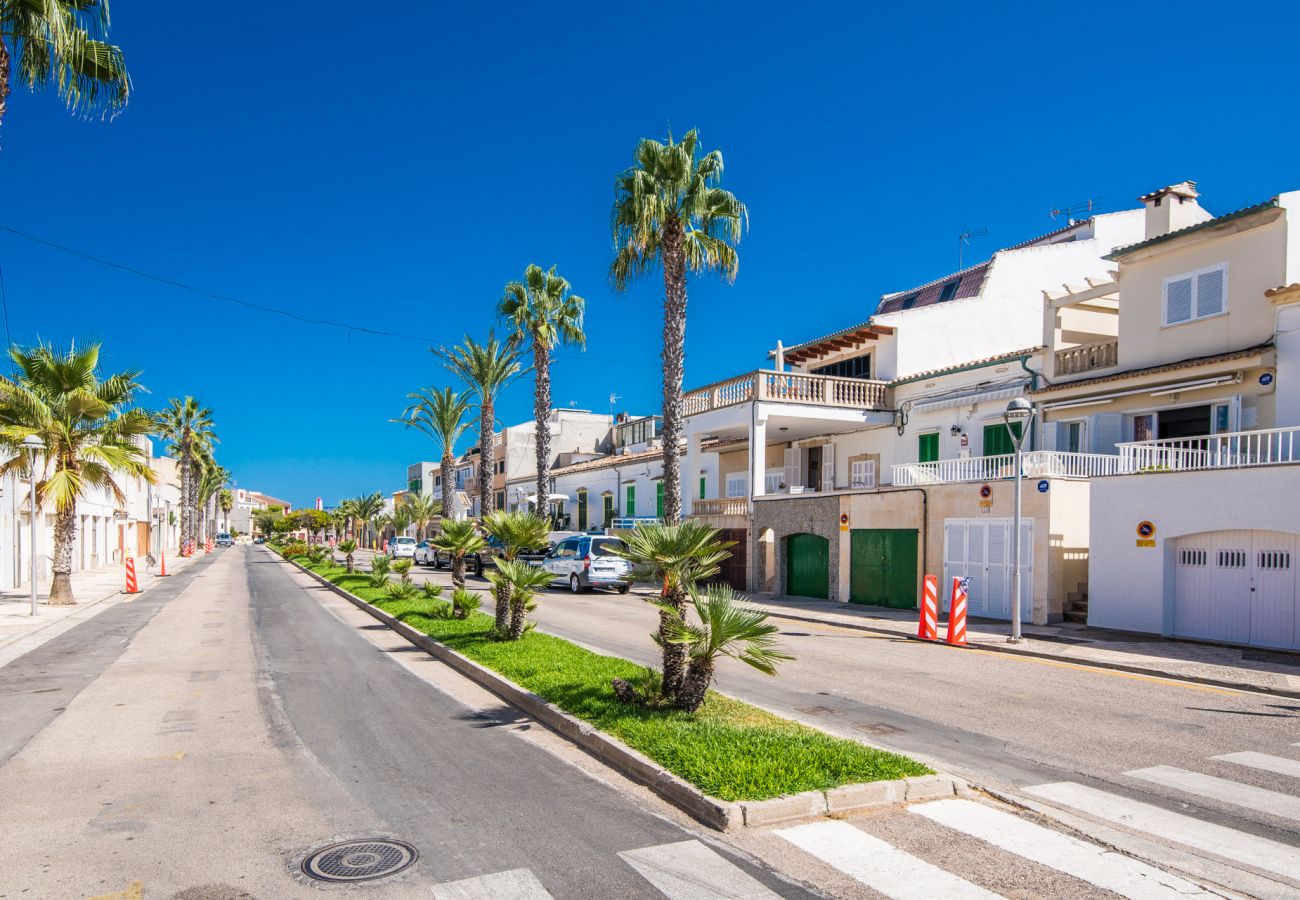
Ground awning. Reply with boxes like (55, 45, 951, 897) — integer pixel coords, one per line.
(525, 492, 570, 504)
(909, 383, 1028, 413)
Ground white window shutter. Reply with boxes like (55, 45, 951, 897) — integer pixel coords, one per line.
(784, 448, 800, 489)
(850, 459, 876, 488)
(1165, 276, 1193, 324)
(821, 444, 835, 492)
(1196, 267, 1225, 318)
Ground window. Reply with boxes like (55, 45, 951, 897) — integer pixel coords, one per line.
(764, 469, 784, 493)
(811, 354, 872, 380)
(984, 421, 1021, 457)
(918, 432, 939, 463)
(725, 472, 749, 498)
(850, 459, 876, 488)
(1132, 414, 1155, 442)
(602, 493, 614, 522)
(408, 478, 421, 494)
(900, 293, 920, 310)
(624, 484, 635, 517)
(656, 481, 664, 518)
(1062, 421, 1084, 453)
(495, 491, 505, 510)
(1164, 263, 1227, 325)
(938, 279, 961, 302)
(699, 476, 706, 500)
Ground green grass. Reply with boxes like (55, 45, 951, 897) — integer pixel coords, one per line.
(299, 560, 931, 802)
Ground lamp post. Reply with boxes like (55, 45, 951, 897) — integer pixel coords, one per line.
(20, 435, 45, 617)
(1003, 398, 1035, 643)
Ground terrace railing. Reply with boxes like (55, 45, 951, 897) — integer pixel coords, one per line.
(891, 451, 1129, 485)
(1054, 339, 1119, 376)
(1118, 426, 1300, 472)
(684, 370, 889, 416)
(692, 498, 751, 517)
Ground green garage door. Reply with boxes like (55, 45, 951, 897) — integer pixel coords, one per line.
(786, 533, 829, 599)
(850, 528, 919, 608)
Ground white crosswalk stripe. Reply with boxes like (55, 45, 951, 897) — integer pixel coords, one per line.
(775, 819, 999, 899)
(1213, 751, 1300, 779)
(912, 798, 1212, 899)
(1127, 765, 1300, 823)
(618, 839, 782, 899)
(1026, 781, 1300, 882)
(431, 868, 555, 900)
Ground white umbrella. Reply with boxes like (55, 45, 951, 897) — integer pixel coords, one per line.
(524, 492, 570, 504)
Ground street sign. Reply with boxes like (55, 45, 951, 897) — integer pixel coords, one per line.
(1037, 480, 1049, 493)
(1136, 520, 1156, 539)
(979, 484, 992, 499)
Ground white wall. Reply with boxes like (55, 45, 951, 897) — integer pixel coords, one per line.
(1088, 466, 1300, 634)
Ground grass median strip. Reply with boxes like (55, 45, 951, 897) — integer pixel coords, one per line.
(300, 560, 931, 802)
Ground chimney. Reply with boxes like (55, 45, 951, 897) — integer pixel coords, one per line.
(1138, 181, 1208, 240)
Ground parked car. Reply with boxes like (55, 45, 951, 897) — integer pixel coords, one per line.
(387, 536, 417, 559)
(413, 540, 435, 566)
(428, 534, 549, 576)
(541, 535, 632, 593)
(253, 536, 266, 545)
(215, 532, 234, 548)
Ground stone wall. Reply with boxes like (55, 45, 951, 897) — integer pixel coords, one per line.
(752, 493, 842, 600)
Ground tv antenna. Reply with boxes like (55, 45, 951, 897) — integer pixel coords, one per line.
(958, 226, 987, 269)
(1050, 198, 1100, 224)
(608, 392, 621, 415)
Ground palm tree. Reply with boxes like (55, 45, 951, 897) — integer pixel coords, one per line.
(658, 584, 791, 712)
(219, 488, 233, 532)
(482, 509, 550, 635)
(396, 387, 472, 521)
(430, 519, 485, 591)
(436, 333, 523, 518)
(197, 460, 227, 544)
(337, 539, 358, 573)
(0, 0, 131, 132)
(0, 342, 155, 605)
(613, 520, 733, 700)
(500, 264, 585, 521)
(404, 491, 439, 540)
(347, 492, 384, 549)
(610, 129, 747, 521)
(486, 558, 553, 641)
(156, 397, 216, 553)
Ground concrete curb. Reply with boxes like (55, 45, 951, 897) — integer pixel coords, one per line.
(753, 607, 1300, 700)
(280, 553, 959, 831)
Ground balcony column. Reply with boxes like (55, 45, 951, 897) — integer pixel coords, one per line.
(750, 411, 768, 500)
(684, 430, 702, 517)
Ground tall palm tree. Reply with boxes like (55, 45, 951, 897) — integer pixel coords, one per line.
(500, 264, 585, 521)
(610, 129, 747, 521)
(0, 342, 155, 605)
(482, 509, 550, 635)
(347, 492, 384, 549)
(613, 520, 733, 700)
(219, 488, 233, 532)
(436, 333, 523, 518)
(0, 0, 131, 131)
(156, 396, 216, 552)
(197, 459, 227, 544)
(404, 491, 439, 540)
(395, 387, 472, 521)
(658, 584, 791, 712)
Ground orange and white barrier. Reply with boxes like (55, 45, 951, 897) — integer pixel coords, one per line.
(124, 557, 140, 594)
(917, 574, 939, 641)
(945, 576, 969, 646)
(205, 537, 214, 553)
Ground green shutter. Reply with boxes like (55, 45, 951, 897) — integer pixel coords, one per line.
(656, 481, 664, 518)
(603, 493, 614, 523)
(918, 432, 939, 463)
(983, 421, 1021, 457)
(700, 476, 706, 500)
(577, 491, 587, 530)
(625, 484, 635, 517)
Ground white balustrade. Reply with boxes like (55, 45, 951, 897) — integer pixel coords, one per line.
(1118, 426, 1300, 472)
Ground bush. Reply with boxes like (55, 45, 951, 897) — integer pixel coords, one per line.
(281, 541, 309, 558)
(367, 554, 391, 588)
(305, 545, 329, 565)
(391, 558, 413, 583)
(385, 580, 420, 600)
(420, 581, 444, 600)
(451, 587, 481, 620)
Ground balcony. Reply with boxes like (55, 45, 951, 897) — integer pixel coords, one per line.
(1118, 427, 1300, 472)
(892, 451, 1129, 485)
(684, 370, 890, 416)
(1054, 339, 1118, 376)
(692, 498, 751, 517)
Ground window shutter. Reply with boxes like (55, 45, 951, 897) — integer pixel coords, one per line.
(850, 459, 876, 488)
(1165, 276, 1193, 324)
(1089, 413, 1123, 455)
(783, 448, 800, 488)
(821, 444, 835, 492)
(1196, 268, 1225, 318)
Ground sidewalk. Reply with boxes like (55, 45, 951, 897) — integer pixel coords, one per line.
(0, 552, 202, 669)
(742, 594, 1300, 698)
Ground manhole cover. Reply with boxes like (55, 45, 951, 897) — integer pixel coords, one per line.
(301, 839, 418, 883)
(855, 722, 906, 735)
(797, 705, 842, 716)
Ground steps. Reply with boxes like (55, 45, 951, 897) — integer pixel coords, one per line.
(1064, 584, 1089, 624)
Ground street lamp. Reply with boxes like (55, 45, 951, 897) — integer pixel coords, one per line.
(1003, 398, 1035, 643)
(20, 435, 45, 617)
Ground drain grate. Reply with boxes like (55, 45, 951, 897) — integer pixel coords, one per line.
(796, 705, 842, 716)
(855, 722, 906, 736)
(301, 839, 417, 883)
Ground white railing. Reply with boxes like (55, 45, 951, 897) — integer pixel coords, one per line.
(692, 498, 751, 517)
(1118, 427, 1300, 472)
(1054, 339, 1118, 376)
(891, 451, 1128, 485)
(684, 369, 890, 415)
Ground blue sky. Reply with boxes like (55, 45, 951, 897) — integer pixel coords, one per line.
(2, 1, 1294, 506)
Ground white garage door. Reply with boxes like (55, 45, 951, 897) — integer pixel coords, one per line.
(1174, 530, 1298, 650)
(943, 518, 1033, 620)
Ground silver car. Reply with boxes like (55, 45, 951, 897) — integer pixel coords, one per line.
(387, 536, 417, 559)
(541, 535, 632, 593)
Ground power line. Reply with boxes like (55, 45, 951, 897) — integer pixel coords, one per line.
(0, 224, 437, 344)
(0, 261, 11, 350)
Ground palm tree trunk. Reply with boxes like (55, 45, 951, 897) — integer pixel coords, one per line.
(451, 554, 465, 590)
(479, 400, 495, 517)
(660, 583, 689, 698)
(47, 501, 78, 605)
(441, 451, 455, 521)
(179, 452, 193, 551)
(494, 582, 510, 635)
(534, 338, 551, 526)
(0, 40, 10, 133)
(507, 593, 528, 640)
(677, 657, 713, 712)
(660, 218, 688, 523)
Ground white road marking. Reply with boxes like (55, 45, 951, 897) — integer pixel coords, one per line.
(1027, 781, 1300, 881)
(1127, 765, 1300, 823)
(618, 840, 781, 899)
(1213, 751, 1300, 779)
(775, 820, 999, 899)
(431, 868, 554, 899)
(912, 798, 1212, 898)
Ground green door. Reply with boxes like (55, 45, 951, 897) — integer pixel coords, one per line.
(786, 533, 830, 599)
(919, 432, 939, 463)
(656, 481, 664, 518)
(850, 529, 918, 608)
(983, 421, 1021, 456)
(577, 491, 587, 530)
(603, 493, 614, 525)
(625, 484, 635, 517)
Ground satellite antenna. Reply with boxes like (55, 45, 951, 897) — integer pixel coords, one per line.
(958, 226, 987, 269)
(1050, 198, 1100, 224)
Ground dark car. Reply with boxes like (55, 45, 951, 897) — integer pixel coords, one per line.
(427, 535, 549, 576)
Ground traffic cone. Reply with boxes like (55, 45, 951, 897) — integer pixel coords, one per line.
(159, 549, 170, 577)
(945, 576, 969, 646)
(124, 557, 140, 594)
(917, 574, 939, 641)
